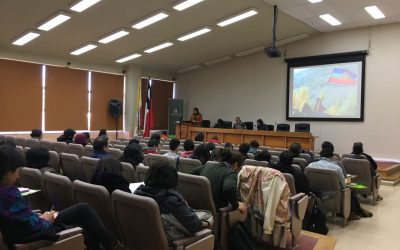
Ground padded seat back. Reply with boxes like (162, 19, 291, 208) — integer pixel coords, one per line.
(43, 172, 74, 210)
(67, 143, 85, 157)
(60, 153, 85, 181)
(19, 167, 50, 211)
(80, 156, 100, 181)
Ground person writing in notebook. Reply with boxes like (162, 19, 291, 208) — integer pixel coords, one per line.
(190, 107, 203, 124)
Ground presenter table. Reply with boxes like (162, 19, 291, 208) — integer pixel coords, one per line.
(177, 127, 315, 151)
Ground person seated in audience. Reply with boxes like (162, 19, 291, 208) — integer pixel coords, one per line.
(254, 150, 271, 163)
(321, 141, 346, 174)
(248, 140, 259, 155)
(25, 147, 56, 173)
(0, 138, 16, 147)
(150, 132, 161, 141)
(272, 150, 309, 194)
(97, 129, 108, 139)
(191, 149, 247, 213)
(179, 139, 195, 158)
(83, 132, 92, 145)
(205, 142, 216, 153)
(190, 107, 203, 124)
(143, 139, 160, 154)
(289, 142, 314, 161)
(163, 138, 180, 159)
(120, 143, 144, 168)
(90, 135, 110, 159)
(213, 119, 225, 128)
(224, 142, 234, 151)
(256, 119, 268, 130)
(30, 129, 43, 140)
(208, 135, 219, 144)
(128, 138, 140, 145)
(233, 117, 244, 129)
(135, 163, 203, 241)
(210, 148, 223, 162)
(74, 133, 89, 146)
(90, 158, 130, 195)
(194, 132, 205, 142)
(57, 129, 76, 144)
(351, 142, 382, 201)
(0, 145, 125, 250)
(189, 144, 210, 165)
(160, 131, 168, 141)
(239, 142, 250, 160)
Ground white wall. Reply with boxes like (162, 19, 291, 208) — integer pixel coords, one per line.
(176, 22, 400, 159)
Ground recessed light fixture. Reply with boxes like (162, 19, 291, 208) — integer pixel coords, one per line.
(132, 11, 169, 29)
(144, 41, 173, 53)
(319, 14, 342, 26)
(177, 65, 202, 73)
(116, 53, 142, 63)
(70, 43, 98, 55)
(217, 8, 258, 27)
(12, 31, 41, 46)
(177, 27, 211, 41)
(204, 56, 233, 66)
(98, 29, 130, 44)
(38, 12, 71, 31)
(308, 0, 323, 3)
(70, 0, 101, 13)
(173, 0, 204, 11)
(365, 6, 385, 19)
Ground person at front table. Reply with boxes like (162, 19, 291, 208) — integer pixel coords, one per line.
(190, 107, 203, 124)
(233, 117, 244, 129)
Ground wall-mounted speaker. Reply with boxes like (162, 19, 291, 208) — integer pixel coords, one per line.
(108, 99, 122, 118)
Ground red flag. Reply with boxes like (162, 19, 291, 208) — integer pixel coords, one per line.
(143, 81, 153, 137)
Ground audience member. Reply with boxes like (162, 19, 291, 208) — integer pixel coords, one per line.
(135, 163, 203, 241)
(321, 141, 345, 174)
(254, 150, 271, 162)
(191, 149, 246, 213)
(190, 144, 210, 165)
(90, 136, 110, 159)
(205, 142, 216, 152)
(143, 139, 160, 154)
(213, 119, 224, 128)
(194, 132, 205, 142)
(179, 139, 194, 158)
(25, 147, 56, 173)
(74, 133, 89, 146)
(272, 150, 309, 194)
(150, 133, 161, 141)
(0, 145, 124, 249)
(30, 129, 43, 140)
(224, 142, 234, 151)
(248, 140, 259, 155)
(208, 135, 219, 144)
(233, 117, 244, 129)
(190, 107, 203, 124)
(256, 119, 268, 130)
(0, 138, 16, 148)
(210, 148, 223, 162)
(163, 138, 180, 159)
(289, 142, 314, 161)
(128, 138, 140, 145)
(98, 129, 108, 139)
(83, 132, 92, 145)
(90, 158, 130, 195)
(160, 131, 168, 141)
(239, 142, 250, 160)
(56, 129, 76, 144)
(120, 143, 144, 168)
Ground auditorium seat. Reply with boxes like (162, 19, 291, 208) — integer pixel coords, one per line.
(269, 150, 281, 157)
(276, 123, 290, 132)
(19, 167, 51, 212)
(112, 144, 126, 151)
(341, 158, 381, 205)
(283, 173, 296, 195)
(247, 153, 254, 159)
(67, 143, 85, 157)
(295, 123, 310, 133)
(51, 141, 68, 154)
(299, 153, 312, 164)
(26, 138, 40, 148)
(159, 149, 169, 154)
(49, 150, 60, 173)
(244, 159, 269, 168)
(60, 153, 85, 181)
(15, 146, 24, 155)
(43, 172, 74, 210)
(243, 121, 253, 130)
(305, 167, 351, 226)
(291, 164, 302, 172)
(147, 154, 174, 168)
(121, 162, 137, 183)
(15, 137, 27, 147)
(293, 158, 308, 171)
(177, 158, 202, 174)
(111, 190, 215, 250)
(258, 145, 272, 150)
(107, 148, 123, 160)
(201, 120, 211, 128)
(39, 140, 52, 150)
(84, 145, 94, 157)
(81, 156, 100, 181)
(72, 181, 120, 240)
(288, 193, 308, 248)
(136, 164, 149, 182)
(270, 155, 279, 164)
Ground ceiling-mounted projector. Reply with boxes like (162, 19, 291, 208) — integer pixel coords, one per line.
(265, 5, 281, 58)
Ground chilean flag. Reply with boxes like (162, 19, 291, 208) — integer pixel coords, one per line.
(143, 80, 153, 137)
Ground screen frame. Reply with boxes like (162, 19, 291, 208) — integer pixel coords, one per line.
(285, 51, 368, 122)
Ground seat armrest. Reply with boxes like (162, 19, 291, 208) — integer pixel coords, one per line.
(289, 193, 308, 220)
(172, 229, 212, 247)
(218, 206, 231, 213)
(341, 188, 351, 220)
(57, 227, 83, 240)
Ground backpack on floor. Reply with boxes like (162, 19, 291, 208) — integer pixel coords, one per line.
(228, 222, 259, 250)
(302, 193, 329, 235)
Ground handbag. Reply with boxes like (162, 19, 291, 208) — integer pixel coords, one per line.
(195, 209, 214, 228)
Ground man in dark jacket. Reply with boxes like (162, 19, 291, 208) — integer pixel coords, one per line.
(272, 150, 310, 194)
(90, 136, 110, 159)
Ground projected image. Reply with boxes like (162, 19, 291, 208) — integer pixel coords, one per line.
(289, 62, 362, 119)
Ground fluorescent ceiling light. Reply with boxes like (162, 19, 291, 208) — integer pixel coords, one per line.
(177, 65, 202, 73)
(365, 6, 385, 19)
(177, 27, 211, 41)
(173, 0, 204, 11)
(144, 41, 173, 53)
(308, 0, 323, 3)
(38, 12, 71, 31)
(319, 14, 341, 26)
(116, 53, 142, 63)
(204, 56, 232, 66)
(70, 43, 97, 55)
(12, 31, 41, 46)
(217, 8, 258, 27)
(132, 11, 169, 29)
(70, 0, 101, 12)
(98, 29, 130, 44)
(236, 46, 264, 57)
